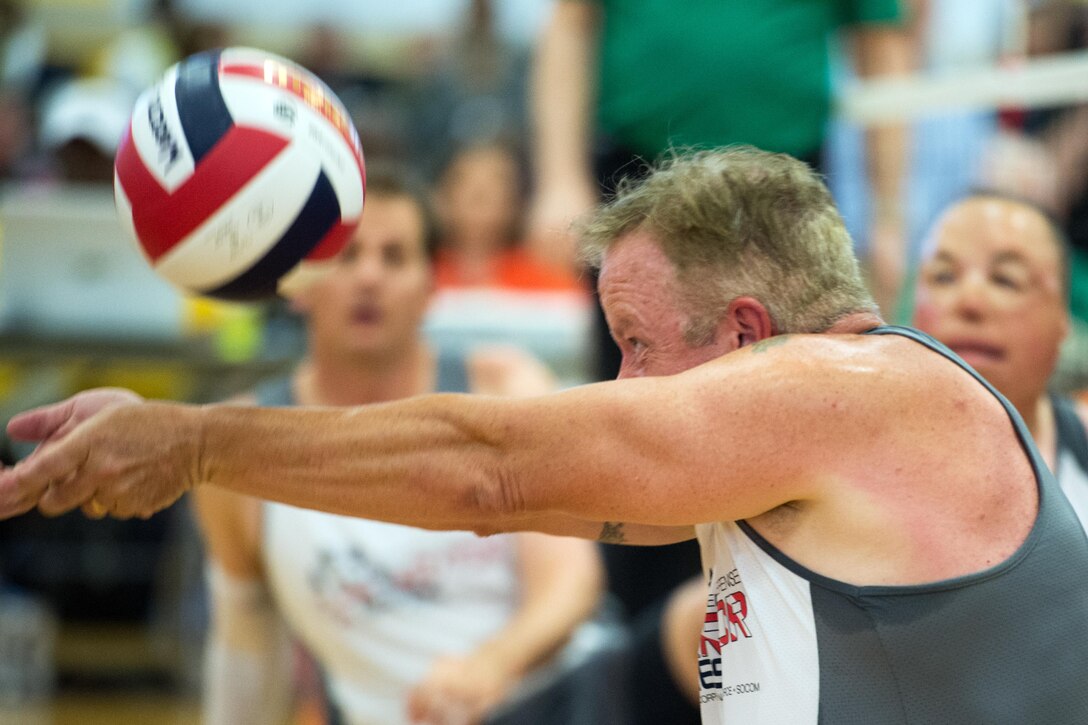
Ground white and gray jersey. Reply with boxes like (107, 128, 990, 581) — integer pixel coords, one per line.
(695, 325, 1088, 724)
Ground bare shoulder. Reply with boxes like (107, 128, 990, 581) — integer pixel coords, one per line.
(686, 331, 1010, 475)
(725, 331, 998, 410)
(698, 332, 977, 419)
(707, 332, 1034, 583)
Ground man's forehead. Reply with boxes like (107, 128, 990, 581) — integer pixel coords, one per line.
(599, 229, 671, 279)
(927, 198, 1061, 265)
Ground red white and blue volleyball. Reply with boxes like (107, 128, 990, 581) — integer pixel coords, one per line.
(114, 47, 366, 301)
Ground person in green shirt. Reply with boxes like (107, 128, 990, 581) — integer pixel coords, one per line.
(529, 0, 912, 357)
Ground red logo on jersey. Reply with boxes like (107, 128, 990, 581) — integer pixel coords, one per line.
(700, 590, 753, 655)
(699, 568, 754, 692)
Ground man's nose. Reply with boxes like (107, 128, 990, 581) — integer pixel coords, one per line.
(950, 273, 990, 320)
(350, 253, 383, 286)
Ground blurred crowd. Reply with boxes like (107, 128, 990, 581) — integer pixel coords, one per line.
(5, 0, 1088, 722)
(4, 0, 1088, 312)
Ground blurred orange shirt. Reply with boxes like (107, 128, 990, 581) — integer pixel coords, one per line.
(434, 248, 587, 292)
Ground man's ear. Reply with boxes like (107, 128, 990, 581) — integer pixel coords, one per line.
(724, 296, 775, 348)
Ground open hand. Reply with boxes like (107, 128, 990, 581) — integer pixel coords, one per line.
(0, 388, 202, 520)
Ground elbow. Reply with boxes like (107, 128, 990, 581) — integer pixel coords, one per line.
(468, 463, 528, 537)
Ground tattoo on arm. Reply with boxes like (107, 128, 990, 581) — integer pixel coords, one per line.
(751, 335, 791, 354)
(599, 521, 626, 544)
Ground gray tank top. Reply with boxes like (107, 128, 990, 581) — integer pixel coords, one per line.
(696, 325, 1088, 724)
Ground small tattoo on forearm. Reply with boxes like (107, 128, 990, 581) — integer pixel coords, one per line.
(599, 521, 626, 544)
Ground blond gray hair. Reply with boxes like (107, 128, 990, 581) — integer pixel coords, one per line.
(579, 146, 876, 342)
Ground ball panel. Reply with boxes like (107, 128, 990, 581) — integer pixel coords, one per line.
(219, 67, 365, 219)
(173, 49, 233, 165)
(129, 66, 197, 193)
(215, 75, 301, 138)
(219, 55, 361, 167)
(113, 168, 140, 258)
(116, 123, 290, 262)
(202, 169, 342, 300)
(152, 142, 320, 290)
(305, 219, 355, 261)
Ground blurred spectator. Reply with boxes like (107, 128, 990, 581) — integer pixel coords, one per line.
(1008, 4, 1088, 263)
(425, 141, 590, 389)
(0, 0, 46, 180)
(412, 0, 530, 176)
(912, 191, 1088, 525)
(435, 140, 580, 291)
(830, 0, 1022, 320)
(91, 0, 231, 91)
(970, 1, 1088, 386)
(297, 23, 356, 92)
(295, 23, 418, 163)
(527, 0, 912, 321)
(37, 78, 135, 183)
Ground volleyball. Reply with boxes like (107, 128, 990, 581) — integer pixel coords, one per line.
(114, 47, 365, 301)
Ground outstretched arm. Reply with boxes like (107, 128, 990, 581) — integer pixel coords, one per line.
(0, 337, 892, 538)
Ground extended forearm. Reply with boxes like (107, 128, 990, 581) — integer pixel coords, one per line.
(195, 395, 504, 530)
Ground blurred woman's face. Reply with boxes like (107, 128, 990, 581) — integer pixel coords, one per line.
(439, 147, 521, 249)
(912, 197, 1069, 404)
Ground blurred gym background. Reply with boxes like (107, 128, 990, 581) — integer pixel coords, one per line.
(4, 0, 1088, 722)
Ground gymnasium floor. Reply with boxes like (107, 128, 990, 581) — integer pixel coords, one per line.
(0, 622, 201, 725)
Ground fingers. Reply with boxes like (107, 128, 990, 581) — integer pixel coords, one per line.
(0, 436, 91, 519)
(0, 462, 50, 518)
(80, 496, 109, 520)
(407, 662, 487, 725)
(6, 398, 76, 443)
(7, 388, 144, 446)
(0, 469, 46, 518)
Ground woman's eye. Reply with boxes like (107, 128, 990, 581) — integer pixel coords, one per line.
(992, 274, 1023, 291)
(926, 269, 956, 286)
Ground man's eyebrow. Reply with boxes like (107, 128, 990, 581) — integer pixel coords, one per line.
(992, 251, 1030, 267)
